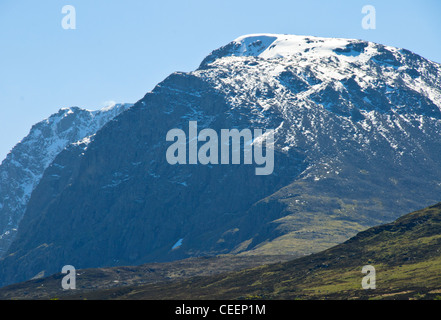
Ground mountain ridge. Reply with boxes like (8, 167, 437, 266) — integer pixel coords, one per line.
(0, 103, 132, 257)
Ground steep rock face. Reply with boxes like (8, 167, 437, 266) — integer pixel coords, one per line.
(0, 34, 440, 286)
(0, 74, 302, 285)
(192, 34, 441, 255)
(0, 104, 132, 257)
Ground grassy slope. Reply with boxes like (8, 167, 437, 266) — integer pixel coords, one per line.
(65, 202, 441, 300)
(0, 255, 293, 300)
(2, 202, 441, 300)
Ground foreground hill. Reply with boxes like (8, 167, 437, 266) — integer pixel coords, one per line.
(0, 255, 293, 300)
(117, 202, 440, 300)
(2, 202, 441, 300)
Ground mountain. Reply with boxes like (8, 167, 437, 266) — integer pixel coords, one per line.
(0, 34, 440, 287)
(2, 202, 441, 300)
(0, 103, 132, 257)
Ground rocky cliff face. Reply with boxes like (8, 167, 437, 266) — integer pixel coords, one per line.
(0, 104, 132, 257)
(0, 34, 440, 287)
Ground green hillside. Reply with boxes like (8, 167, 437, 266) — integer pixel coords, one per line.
(72, 202, 441, 300)
(2, 202, 441, 300)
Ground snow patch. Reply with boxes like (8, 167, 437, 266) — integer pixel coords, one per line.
(172, 238, 183, 250)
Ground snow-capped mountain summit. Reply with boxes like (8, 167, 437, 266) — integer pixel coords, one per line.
(202, 33, 377, 60)
(204, 33, 412, 61)
(0, 34, 440, 286)
(196, 34, 441, 177)
(200, 33, 440, 115)
(0, 103, 132, 257)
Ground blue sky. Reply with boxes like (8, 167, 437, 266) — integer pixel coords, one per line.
(0, 0, 440, 161)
